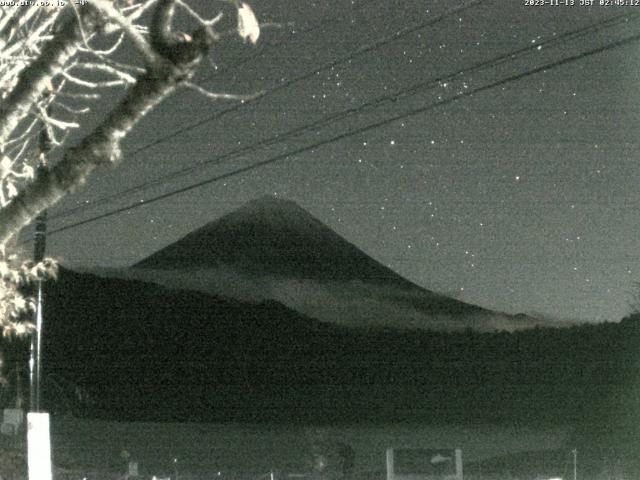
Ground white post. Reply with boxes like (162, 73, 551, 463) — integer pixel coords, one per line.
(128, 461, 139, 477)
(385, 449, 394, 480)
(455, 449, 463, 480)
(27, 412, 53, 480)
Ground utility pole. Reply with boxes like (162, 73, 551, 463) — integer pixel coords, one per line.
(27, 114, 53, 480)
(572, 448, 577, 480)
(29, 159, 47, 412)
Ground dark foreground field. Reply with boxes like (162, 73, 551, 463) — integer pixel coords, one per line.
(48, 418, 570, 480)
(1, 416, 637, 479)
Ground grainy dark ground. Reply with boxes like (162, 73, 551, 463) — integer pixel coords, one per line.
(6, 417, 634, 480)
(47, 418, 570, 479)
(0, 432, 26, 480)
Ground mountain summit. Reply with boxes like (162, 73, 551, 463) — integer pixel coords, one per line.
(135, 196, 419, 289)
(131, 196, 547, 331)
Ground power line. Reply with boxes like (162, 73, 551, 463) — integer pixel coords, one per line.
(46, 28, 640, 234)
(42, 29, 640, 239)
(48, 10, 638, 222)
(124, 0, 486, 158)
(49, 0, 488, 221)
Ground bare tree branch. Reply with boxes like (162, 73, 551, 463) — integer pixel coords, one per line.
(0, 0, 216, 247)
(183, 81, 263, 101)
(0, 0, 262, 333)
(0, 9, 103, 146)
(175, 0, 223, 27)
(92, 0, 160, 65)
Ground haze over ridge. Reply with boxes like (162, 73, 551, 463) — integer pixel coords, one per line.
(128, 196, 551, 332)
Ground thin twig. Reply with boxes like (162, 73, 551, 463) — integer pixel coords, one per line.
(183, 81, 264, 101)
(72, 62, 137, 84)
(92, 0, 159, 65)
(56, 102, 91, 115)
(36, 106, 80, 130)
(175, 0, 223, 27)
(3, 119, 39, 148)
(61, 70, 128, 89)
(78, 32, 126, 56)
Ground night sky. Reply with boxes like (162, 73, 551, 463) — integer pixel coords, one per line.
(29, 0, 640, 323)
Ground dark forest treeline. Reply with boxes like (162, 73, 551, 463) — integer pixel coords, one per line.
(18, 267, 635, 439)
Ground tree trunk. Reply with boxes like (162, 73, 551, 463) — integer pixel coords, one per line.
(0, 1, 214, 247)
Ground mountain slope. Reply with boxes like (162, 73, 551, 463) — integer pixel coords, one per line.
(36, 267, 637, 426)
(129, 196, 546, 331)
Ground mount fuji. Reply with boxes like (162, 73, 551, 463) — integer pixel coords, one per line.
(121, 196, 548, 332)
